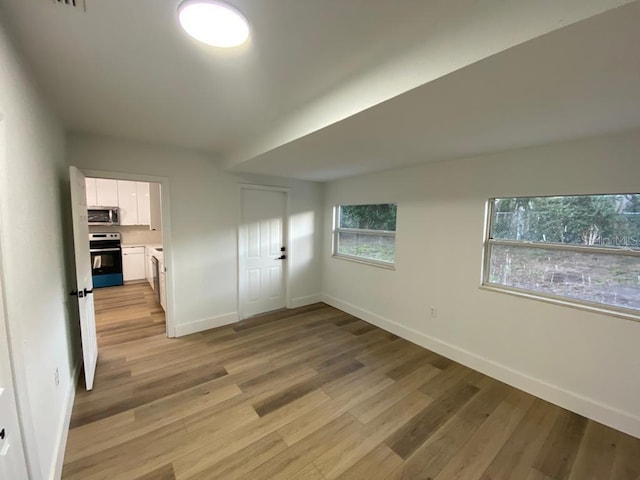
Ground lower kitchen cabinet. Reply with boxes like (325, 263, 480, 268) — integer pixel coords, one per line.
(145, 246, 154, 288)
(122, 246, 145, 281)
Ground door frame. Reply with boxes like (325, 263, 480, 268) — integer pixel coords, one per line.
(0, 113, 34, 477)
(0, 209, 31, 480)
(81, 169, 177, 337)
(237, 184, 291, 319)
(0, 228, 30, 478)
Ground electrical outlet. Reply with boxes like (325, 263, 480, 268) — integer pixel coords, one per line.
(54, 367, 60, 387)
(430, 307, 438, 318)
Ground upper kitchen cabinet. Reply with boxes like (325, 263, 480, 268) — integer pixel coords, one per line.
(85, 177, 156, 227)
(117, 180, 151, 226)
(86, 178, 97, 206)
(136, 182, 151, 225)
(149, 182, 162, 231)
(117, 180, 137, 225)
(85, 178, 118, 207)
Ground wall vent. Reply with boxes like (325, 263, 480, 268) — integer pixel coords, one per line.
(51, 0, 86, 12)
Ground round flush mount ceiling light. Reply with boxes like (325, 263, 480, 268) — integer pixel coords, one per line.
(178, 0, 250, 48)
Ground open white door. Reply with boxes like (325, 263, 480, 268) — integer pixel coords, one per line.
(69, 166, 98, 390)
(0, 266, 29, 479)
(239, 187, 287, 318)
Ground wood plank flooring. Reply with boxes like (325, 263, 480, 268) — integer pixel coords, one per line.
(62, 283, 640, 479)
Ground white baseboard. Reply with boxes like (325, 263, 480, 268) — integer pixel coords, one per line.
(50, 360, 81, 480)
(174, 312, 238, 337)
(322, 294, 640, 439)
(289, 294, 322, 309)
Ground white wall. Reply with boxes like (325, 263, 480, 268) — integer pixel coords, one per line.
(322, 130, 640, 438)
(67, 133, 323, 334)
(0, 18, 78, 480)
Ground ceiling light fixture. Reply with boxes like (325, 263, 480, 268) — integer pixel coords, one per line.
(178, 0, 250, 48)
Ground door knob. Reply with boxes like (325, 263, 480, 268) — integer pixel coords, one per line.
(0, 428, 5, 440)
(276, 255, 286, 260)
(69, 289, 86, 298)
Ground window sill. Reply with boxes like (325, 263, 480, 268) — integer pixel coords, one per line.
(480, 283, 640, 323)
(332, 253, 395, 270)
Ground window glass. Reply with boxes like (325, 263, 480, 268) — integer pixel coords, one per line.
(485, 194, 640, 315)
(334, 204, 397, 267)
(336, 231, 396, 263)
(339, 204, 397, 231)
(488, 244, 640, 310)
(491, 195, 640, 247)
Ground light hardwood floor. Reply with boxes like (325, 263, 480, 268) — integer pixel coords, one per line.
(62, 283, 640, 479)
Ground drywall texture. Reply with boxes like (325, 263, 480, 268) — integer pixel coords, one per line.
(322, 130, 640, 438)
(68, 133, 323, 331)
(0, 19, 78, 480)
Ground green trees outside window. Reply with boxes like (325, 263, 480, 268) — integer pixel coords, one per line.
(491, 194, 640, 247)
(486, 194, 640, 313)
(334, 204, 397, 266)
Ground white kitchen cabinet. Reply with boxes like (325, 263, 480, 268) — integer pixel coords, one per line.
(85, 178, 118, 207)
(136, 182, 151, 225)
(122, 246, 145, 281)
(96, 178, 118, 206)
(117, 180, 151, 226)
(85, 178, 97, 206)
(149, 182, 162, 231)
(145, 246, 154, 288)
(117, 180, 138, 225)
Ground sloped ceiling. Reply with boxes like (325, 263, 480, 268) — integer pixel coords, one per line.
(0, 0, 638, 180)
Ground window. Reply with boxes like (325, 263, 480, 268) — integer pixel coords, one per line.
(483, 194, 640, 316)
(333, 203, 397, 267)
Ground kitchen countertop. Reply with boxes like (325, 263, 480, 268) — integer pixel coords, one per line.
(149, 245, 163, 264)
(121, 243, 161, 248)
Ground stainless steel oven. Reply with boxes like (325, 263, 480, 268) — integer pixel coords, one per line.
(152, 256, 161, 304)
(89, 232, 123, 288)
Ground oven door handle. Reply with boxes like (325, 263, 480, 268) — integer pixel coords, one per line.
(90, 248, 121, 253)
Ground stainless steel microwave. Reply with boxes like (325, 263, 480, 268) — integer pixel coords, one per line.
(88, 207, 119, 225)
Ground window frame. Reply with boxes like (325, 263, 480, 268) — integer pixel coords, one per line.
(332, 204, 397, 269)
(482, 195, 640, 321)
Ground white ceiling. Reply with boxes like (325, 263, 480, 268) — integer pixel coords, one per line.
(1, 0, 638, 181)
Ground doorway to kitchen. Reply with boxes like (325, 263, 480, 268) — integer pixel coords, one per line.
(78, 169, 174, 342)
